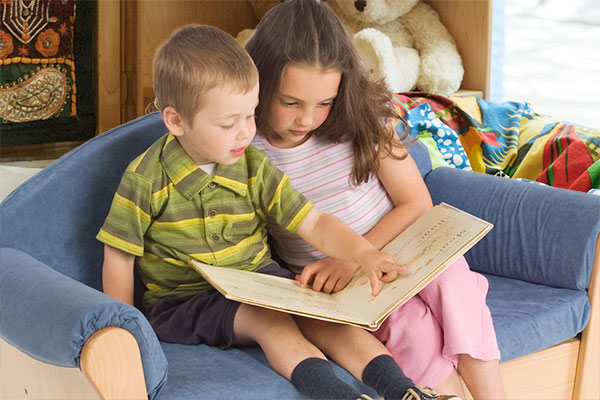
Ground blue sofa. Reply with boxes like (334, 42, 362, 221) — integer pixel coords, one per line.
(1, 112, 599, 399)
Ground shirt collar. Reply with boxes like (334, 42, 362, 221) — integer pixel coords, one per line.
(160, 134, 248, 199)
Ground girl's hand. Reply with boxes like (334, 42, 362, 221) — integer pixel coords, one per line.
(295, 257, 359, 293)
(360, 250, 405, 296)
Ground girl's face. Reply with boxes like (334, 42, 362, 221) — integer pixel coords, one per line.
(266, 63, 341, 148)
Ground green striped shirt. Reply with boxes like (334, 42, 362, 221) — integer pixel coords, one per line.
(97, 133, 313, 308)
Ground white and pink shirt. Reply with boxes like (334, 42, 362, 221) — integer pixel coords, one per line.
(253, 134, 395, 271)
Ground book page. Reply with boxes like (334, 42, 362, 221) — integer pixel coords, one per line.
(191, 263, 372, 327)
(332, 203, 493, 326)
(190, 203, 492, 330)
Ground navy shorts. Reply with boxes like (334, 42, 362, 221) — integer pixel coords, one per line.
(146, 263, 294, 348)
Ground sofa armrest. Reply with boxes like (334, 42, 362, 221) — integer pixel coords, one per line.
(0, 248, 167, 399)
(424, 167, 600, 290)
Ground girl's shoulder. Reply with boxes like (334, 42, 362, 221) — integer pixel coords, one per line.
(252, 134, 351, 155)
(251, 134, 270, 152)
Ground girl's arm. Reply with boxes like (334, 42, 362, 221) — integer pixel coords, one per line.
(102, 244, 136, 306)
(297, 142, 432, 292)
(363, 144, 433, 250)
(295, 209, 404, 296)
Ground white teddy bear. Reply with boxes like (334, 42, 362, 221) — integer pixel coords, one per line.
(235, 0, 464, 95)
(325, 0, 464, 95)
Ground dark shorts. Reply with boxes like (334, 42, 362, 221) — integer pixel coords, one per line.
(146, 263, 294, 348)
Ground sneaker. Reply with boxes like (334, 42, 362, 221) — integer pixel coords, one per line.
(402, 386, 462, 400)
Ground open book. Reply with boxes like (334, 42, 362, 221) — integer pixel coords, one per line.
(189, 203, 492, 331)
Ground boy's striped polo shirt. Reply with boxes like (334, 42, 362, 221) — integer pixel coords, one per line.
(97, 133, 313, 309)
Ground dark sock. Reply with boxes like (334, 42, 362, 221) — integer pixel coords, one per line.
(362, 354, 414, 399)
(291, 357, 362, 400)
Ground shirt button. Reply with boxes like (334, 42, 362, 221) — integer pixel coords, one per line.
(208, 182, 217, 189)
(208, 209, 217, 217)
(212, 234, 220, 241)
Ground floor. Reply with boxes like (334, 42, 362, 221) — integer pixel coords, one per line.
(502, 0, 600, 127)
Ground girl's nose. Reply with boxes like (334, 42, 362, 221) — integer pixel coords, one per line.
(297, 107, 314, 127)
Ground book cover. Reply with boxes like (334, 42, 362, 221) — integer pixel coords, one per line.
(189, 203, 492, 331)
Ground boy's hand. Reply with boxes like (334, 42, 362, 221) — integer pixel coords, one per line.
(360, 250, 405, 296)
(296, 257, 359, 293)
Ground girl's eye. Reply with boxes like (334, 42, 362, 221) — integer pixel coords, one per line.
(282, 101, 297, 107)
(319, 102, 333, 107)
(220, 124, 234, 130)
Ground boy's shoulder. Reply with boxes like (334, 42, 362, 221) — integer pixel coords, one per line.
(245, 143, 267, 161)
(242, 144, 269, 172)
(124, 133, 170, 178)
(243, 144, 288, 180)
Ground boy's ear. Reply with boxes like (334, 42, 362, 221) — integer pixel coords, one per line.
(162, 107, 185, 136)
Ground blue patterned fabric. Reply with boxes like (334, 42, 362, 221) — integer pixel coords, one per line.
(405, 102, 472, 170)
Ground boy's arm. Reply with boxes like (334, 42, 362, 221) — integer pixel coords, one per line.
(295, 208, 404, 296)
(102, 244, 136, 306)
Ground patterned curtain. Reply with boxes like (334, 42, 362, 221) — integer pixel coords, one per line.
(0, 0, 96, 148)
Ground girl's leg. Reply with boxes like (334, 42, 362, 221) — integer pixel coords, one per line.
(374, 296, 459, 390)
(296, 317, 455, 400)
(417, 257, 505, 400)
(434, 369, 467, 400)
(457, 356, 506, 400)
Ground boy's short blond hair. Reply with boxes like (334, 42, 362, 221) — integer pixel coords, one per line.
(153, 24, 258, 123)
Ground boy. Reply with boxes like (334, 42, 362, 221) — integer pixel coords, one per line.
(98, 24, 459, 400)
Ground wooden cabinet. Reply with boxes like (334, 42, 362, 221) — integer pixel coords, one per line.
(98, 0, 492, 132)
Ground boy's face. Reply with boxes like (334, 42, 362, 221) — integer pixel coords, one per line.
(169, 82, 259, 165)
(267, 63, 341, 149)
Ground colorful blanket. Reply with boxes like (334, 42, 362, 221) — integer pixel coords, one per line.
(392, 92, 600, 194)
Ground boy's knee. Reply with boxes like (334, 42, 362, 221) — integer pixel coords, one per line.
(237, 304, 296, 331)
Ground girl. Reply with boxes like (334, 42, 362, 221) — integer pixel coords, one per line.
(247, 0, 506, 399)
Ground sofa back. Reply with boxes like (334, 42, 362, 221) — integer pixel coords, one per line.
(426, 167, 600, 291)
(0, 113, 168, 290)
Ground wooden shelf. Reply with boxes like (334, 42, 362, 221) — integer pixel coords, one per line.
(96, 0, 492, 129)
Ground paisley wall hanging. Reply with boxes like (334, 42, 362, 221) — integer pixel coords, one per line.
(0, 0, 96, 151)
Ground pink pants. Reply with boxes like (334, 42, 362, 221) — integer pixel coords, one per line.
(373, 256, 500, 387)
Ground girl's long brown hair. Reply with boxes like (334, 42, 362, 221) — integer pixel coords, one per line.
(246, 0, 409, 185)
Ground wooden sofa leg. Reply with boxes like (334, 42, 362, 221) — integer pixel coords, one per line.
(573, 236, 600, 400)
(80, 327, 148, 400)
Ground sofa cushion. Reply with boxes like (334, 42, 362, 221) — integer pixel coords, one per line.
(157, 343, 377, 399)
(156, 273, 593, 397)
(405, 137, 433, 178)
(484, 274, 590, 362)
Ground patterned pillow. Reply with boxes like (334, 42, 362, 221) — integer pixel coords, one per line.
(404, 102, 472, 171)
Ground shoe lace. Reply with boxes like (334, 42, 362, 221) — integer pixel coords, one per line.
(402, 386, 462, 400)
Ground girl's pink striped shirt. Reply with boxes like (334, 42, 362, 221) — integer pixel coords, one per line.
(253, 134, 394, 271)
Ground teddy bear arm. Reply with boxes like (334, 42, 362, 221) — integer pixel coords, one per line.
(403, 2, 464, 94)
(417, 47, 464, 95)
(402, 2, 458, 55)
